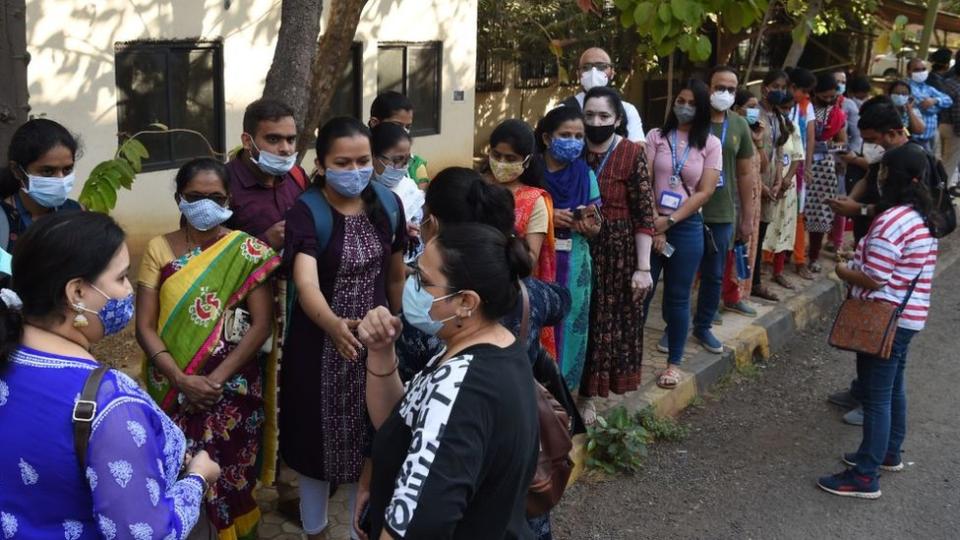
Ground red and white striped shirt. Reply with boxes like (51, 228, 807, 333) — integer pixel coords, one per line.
(851, 206, 938, 330)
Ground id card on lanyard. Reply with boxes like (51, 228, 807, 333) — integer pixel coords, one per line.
(594, 135, 620, 179)
(716, 117, 728, 188)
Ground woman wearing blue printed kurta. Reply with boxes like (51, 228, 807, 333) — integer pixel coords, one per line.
(534, 106, 600, 391)
(0, 212, 219, 540)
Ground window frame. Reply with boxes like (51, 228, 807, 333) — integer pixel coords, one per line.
(377, 41, 443, 137)
(114, 39, 226, 173)
(328, 42, 364, 120)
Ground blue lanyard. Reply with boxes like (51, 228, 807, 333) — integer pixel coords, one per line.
(670, 130, 693, 178)
(594, 135, 620, 179)
(719, 116, 729, 146)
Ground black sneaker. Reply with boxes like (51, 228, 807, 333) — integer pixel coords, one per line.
(827, 389, 859, 409)
(817, 469, 881, 499)
(841, 452, 904, 472)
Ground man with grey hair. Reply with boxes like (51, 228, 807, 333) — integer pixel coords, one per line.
(561, 47, 645, 142)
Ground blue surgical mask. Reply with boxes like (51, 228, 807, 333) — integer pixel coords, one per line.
(745, 107, 761, 125)
(375, 161, 407, 188)
(178, 198, 233, 231)
(766, 89, 789, 105)
(79, 285, 135, 337)
(673, 104, 696, 124)
(249, 141, 297, 177)
(549, 137, 584, 163)
(21, 169, 75, 208)
(891, 94, 910, 107)
(837, 83, 846, 95)
(326, 166, 373, 198)
(402, 275, 460, 336)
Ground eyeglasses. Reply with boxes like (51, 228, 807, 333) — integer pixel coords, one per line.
(379, 155, 411, 168)
(406, 260, 459, 293)
(581, 62, 612, 72)
(713, 85, 737, 94)
(181, 193, 229, 206)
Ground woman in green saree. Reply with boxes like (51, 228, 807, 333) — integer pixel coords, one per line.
(135, 158, 280, 540)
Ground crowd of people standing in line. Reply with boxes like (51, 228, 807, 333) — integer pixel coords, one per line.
(0, 43, 953, 538)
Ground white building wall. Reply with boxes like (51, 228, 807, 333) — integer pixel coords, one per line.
(25, 0, 477, 259)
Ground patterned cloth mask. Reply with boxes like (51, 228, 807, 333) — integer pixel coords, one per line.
(80, 285, 135, 336)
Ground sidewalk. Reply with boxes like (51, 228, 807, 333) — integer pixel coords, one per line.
(254, 247, 884, 538)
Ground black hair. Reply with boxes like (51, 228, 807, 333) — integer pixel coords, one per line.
(849, 75, 872, 95)
(313, 116, 384, 225)
(534, 106, 584, 154)
(425, 167, 516, 236)
(583, 86, 629, 138)
(815, 71, 839, 94)
(662, 78, 712, 150)
(0, 212, 126, 367)
(242, 99, 296, 136)
(786, 67, 816, 91)
(734, 88, 755, 109)
(174, 157, 229, 195)
(762, 69, 788, 88)
(370, 122, 411, 157)
(887, 79, 911, 95)
(435, 223, 532, 320)
(489, 119, 542, 188)
(930, 48, 952, 68)
(858, 96, 904, 133)
(1, 119, 78, 199)
(709, 64, 739, 82)
(878, 143, 934, 217)
(370, 91, 413, 121)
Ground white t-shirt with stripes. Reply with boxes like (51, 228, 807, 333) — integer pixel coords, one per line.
(851, 205, 938, 330)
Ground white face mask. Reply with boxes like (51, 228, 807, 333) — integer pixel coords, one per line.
(710, 91, 735, 112)
(863, 142, 885, 164)
(911, 70, 929, 84)
(581, 68, 609, 92)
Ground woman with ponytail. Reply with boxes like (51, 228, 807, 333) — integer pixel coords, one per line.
(357, 220, 540, 539)
(0, 211, 218, 539)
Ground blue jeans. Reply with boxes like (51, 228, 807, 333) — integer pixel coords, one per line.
(644, 214, 705, 365)
(694, 222, 734, 333)
(853, 327, 918, 478)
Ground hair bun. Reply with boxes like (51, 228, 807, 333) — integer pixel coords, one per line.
(504, 234, 533, 281)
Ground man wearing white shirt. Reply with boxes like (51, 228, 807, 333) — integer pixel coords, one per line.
(561, 47, 646, 142)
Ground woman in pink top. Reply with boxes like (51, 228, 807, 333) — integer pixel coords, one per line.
(642, 79, 723, 389)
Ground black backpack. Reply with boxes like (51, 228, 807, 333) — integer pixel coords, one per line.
(919, 146, 957, 238)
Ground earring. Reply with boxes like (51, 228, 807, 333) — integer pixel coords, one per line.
(456, 316, 463, 328)
(72, 302, 89, 328)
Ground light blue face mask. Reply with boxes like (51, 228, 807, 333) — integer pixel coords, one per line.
(745, 107, 761, 125)
(178, 198, 233, 231)
(375, 160, 407, 188)
(21, 169, 75, 208)
(249, 141, 297, 176)
(326, 166, 373, 198)
(402, 275, 461, 336)
(837, 83, 846, 95)
(891, 94, 910, 107)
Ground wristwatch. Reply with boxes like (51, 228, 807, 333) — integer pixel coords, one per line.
(666, 216, 676, 229)
(859, 204, 869, 216)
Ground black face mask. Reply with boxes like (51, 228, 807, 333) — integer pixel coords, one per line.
(585, 123, 616, 144)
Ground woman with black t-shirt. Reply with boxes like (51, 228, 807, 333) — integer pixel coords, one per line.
(357, 222, 539, 539)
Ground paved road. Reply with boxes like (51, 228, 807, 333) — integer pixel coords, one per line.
(553, 260, 960, 539)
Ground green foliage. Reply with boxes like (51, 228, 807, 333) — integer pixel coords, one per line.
(79, 138, 146, 213)
(637, 406, 689, 442)
(586, 407, 649, 474)
(586, 406, 690, 474)
(613, 0, 768, 62)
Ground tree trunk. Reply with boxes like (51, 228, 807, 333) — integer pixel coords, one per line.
(262, 0, 324, 130)
(298, 0, 368, 157)
(782, 0, 821, 68)
(744, 0, 777, 84)
(0, 0, 30, 165)
(918, 0, 940, 58)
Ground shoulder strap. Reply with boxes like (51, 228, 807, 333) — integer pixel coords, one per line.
(370, 181, 400, 242)
(73, 365, 109, 473)
(0, 205, 9, 251)
(289, 166, 309, 191)
(896, 272, 923, 317)
(299, 186, 334, 255)
(518, 280, 531, 344)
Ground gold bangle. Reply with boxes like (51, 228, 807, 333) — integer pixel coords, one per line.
(367, 359, 399, 378)
(149, 349, 170, 362)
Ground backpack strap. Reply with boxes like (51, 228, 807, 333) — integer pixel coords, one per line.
(73, 365, 109, 473)
(289, 166, 309, 191)
(518, 280, 531, 344)
(370, 181, 400, 243)
(299, 185, 335, 255)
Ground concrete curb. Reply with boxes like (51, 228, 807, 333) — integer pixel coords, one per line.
(600, 237, 960, 420)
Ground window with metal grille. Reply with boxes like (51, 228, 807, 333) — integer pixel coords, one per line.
(114, 40, 225, 171)
(377, 42, 441, 136)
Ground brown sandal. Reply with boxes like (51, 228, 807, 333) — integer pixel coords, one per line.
(751, 284, 780, 301)
(773, 274, 796, 290)
(796, 265, 815, 281)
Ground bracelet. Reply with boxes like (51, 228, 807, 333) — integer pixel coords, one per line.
(367, 358, 399, 377)
(636, 268, 651, 272)
(186, 472, 209, 494)
(149, 349, 170, 362)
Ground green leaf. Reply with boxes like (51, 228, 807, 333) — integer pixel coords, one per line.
(94, 180, 118, 209)
(633, 2, 655, 26)
(724, 2, 744, 33)
(694, 34, 712, 60)
(658, 3, 672, 23)
(621, 8, 635, 28)
(894, 15, 908, 27)
(670, 0, 688, 22)
(148, 122, 169, 131)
